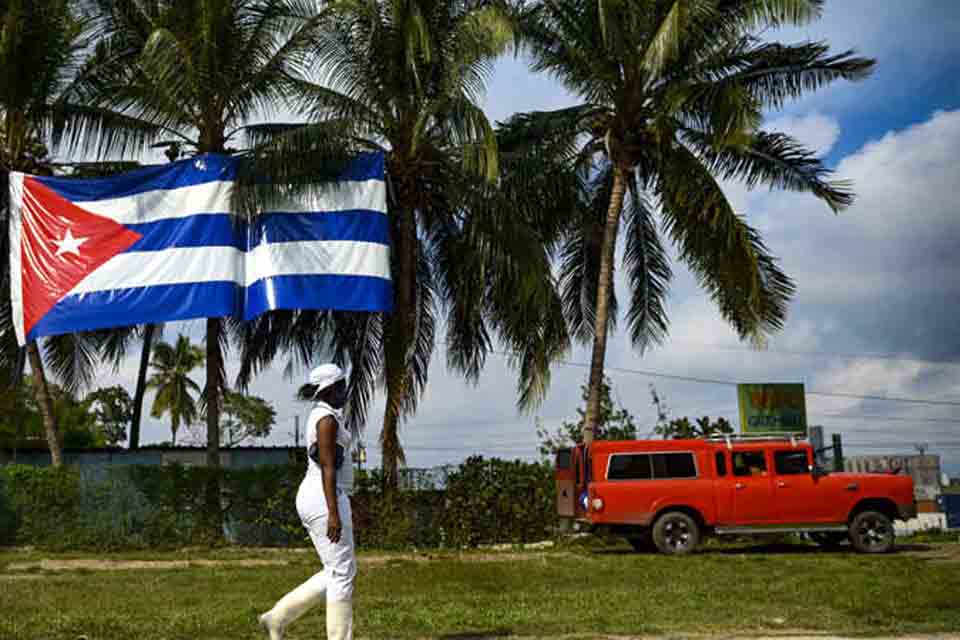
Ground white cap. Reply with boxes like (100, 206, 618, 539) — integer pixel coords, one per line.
(308, 363, 345, 392)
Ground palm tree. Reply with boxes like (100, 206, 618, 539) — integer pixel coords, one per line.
(234, 0, 569, 486)
(84, 0, 335, 465)
(146, 334, 204, 445)
(0, 0, 156, 465)
(506, 0, 875, 443)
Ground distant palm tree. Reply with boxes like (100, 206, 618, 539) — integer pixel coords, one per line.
(506, 0, 875, 443)
(147, 335, 204, 446)
(0, 0, 156, 465)
(233, 0, 569, 486)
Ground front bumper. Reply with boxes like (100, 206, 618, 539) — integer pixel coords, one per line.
(897, 501, 918, 521)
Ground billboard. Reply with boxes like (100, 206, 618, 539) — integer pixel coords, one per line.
(737, 383, 807, 435)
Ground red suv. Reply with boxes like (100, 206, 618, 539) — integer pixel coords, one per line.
(555, 437, 916, 554)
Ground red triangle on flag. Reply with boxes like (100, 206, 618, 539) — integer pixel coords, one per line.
(20, 177, 143, 338)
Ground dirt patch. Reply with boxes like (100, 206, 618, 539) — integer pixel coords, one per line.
(902, 543, 960, 564)
(1, 550, 568, 574)
(4, 558, 291, 572)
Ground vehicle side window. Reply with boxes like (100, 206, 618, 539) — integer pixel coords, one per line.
(732, 451, 767, 477)
(574, 450, 581, 485)
(608, 453, 697, 480)
(608, 454, 652, 480)
(774, 450, 809, 475)
(715, 451, 727, 476)
(556, 449, 572, 470)
(653, 453, 697, 478)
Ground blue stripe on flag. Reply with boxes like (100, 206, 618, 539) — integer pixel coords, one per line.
(126, 214, 244, 251)
(247, 210, 389, 249)
(27, 275, 392, 342)
(123, 210, 389, 252)
(35, 151, 384, 203)
(27, 282, 243, 342)
(337, 152, 386, 182)
(245, 274, 394, 320)
(35, 155, 239, 202)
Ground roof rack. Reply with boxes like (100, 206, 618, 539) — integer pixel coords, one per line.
(705, 433, 808, 449)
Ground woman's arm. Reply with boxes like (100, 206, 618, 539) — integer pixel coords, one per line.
(315, 415, 343, 543)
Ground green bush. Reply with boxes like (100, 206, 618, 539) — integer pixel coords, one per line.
(0, 456, 558, 551)
(442, 456, 555, 548)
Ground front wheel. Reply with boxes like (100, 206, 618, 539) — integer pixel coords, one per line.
(849, 511, 895, 554)
(652, 512, 700, 555)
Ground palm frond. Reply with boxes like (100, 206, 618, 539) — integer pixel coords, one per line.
(41, 332, 102, 395)
(658, 142, 795, 342)
(684, 127, 853, 211)
(623, 183, 671, 351)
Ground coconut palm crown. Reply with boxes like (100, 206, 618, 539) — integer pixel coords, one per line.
(234, 0, 570, 485)
(503, 0, 875, 442)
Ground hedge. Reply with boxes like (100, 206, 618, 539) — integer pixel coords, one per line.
(0, 456, 557, 551)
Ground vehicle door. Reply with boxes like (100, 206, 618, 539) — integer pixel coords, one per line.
(771, 448, 832, 523)
(729, 448, 777, 524)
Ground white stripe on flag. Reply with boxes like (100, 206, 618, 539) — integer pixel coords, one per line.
(69, 241, 391, 294)
(78, 179, 386, 224)
(8, 173, 25, 345)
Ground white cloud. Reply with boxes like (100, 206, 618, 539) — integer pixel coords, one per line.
(765, 112, 841, 156)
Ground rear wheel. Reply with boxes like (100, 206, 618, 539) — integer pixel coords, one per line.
(849, 511, 895, 553)
(652, 512, 700, 555)
(810, 532, 848, 548)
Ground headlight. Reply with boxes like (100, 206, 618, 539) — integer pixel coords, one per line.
(591, 497, 604, 512)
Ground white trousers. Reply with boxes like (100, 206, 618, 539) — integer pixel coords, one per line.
(296, 483, 357, 603)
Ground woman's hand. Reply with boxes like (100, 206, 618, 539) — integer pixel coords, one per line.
(327, 511, 343, 543)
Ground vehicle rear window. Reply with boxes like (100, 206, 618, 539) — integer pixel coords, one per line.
(607, 453, 697, 480)
(556, 449, 572, 470)
(732, 451, 767, 477)
(774, 450, 809, 475)
(715, 452, 727, 476)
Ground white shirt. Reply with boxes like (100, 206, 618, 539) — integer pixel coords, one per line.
(304, 401, 354, 494)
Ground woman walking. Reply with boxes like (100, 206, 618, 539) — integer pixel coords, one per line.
(260, 364, 356, 640)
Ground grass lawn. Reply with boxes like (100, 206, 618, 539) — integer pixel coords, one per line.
(2, 540, 959, 639)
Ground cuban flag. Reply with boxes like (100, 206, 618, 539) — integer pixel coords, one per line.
(8, 153, 392, 346)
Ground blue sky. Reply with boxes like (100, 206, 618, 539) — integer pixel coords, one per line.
(112, 1, 960, 477)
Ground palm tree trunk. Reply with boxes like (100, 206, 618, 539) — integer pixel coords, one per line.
(26, 342, 62, 466)
(583, 165, 626, 445)
(129, 323, 156, 449)
(206, 317, 221, 466)
(380, 200, 417, 488)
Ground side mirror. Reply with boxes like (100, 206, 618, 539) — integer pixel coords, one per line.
(810, 464, 826, 478)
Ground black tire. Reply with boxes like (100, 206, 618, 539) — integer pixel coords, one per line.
(849, 511, 895, 554)
(627, 530, 653, 552)
(810, 532, 848, 548)
(652, 512, 700, 555)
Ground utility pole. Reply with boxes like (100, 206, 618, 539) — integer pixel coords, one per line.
(294, 415, 300, 448)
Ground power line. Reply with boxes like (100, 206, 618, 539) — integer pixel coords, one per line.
(670, 341, 960, 367)
(490, 351, 960, 408)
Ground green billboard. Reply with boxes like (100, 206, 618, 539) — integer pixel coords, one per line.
(737, 383, 807, 435)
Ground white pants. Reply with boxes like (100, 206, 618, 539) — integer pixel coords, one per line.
(296, 483, 357, 602)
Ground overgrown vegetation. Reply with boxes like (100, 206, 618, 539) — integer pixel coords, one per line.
(0, 457, 556, 551)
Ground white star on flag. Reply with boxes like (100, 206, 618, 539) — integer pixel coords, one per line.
(53, 228, 88, 257)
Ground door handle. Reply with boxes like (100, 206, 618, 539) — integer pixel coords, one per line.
(846, 482, 859, 491)
(777, 480, 787, 488)
(735, 483, 746, 490)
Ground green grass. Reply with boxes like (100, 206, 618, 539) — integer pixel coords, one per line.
(2, 542, 959, 639)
